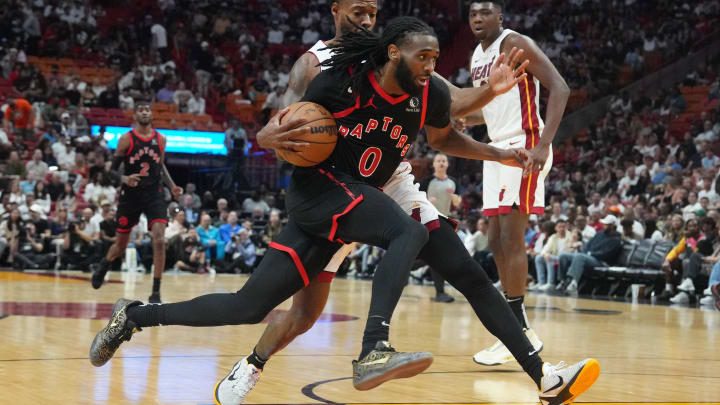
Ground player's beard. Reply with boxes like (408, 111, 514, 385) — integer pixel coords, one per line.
(395, 57, 422, 95)
(137, 116, 152, 127)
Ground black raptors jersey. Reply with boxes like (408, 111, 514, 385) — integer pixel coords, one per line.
(124, 129, 163, 188)
(301, 68, 451, 187)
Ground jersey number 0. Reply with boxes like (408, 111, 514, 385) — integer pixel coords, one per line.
(358, 147, 382, 177)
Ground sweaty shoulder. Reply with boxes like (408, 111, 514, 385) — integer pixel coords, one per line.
(424, 76, 451, 129)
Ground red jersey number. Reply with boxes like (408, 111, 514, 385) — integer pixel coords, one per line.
(139, 162, 150, 177)
(358, 147, 382, 177)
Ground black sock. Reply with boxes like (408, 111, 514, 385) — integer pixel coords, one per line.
(126, 303, 162, 327)
(99, 257, 109, 272)
(431, 269, 445, 295)
(247, 347, 268, 370)
(360, 315, 389, 359)
(152, 277, 161, 294)
(523, 355, 544, 389)
(507, 295, 529, 330)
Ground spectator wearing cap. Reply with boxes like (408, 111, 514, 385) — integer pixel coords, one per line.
(557, 215, 623, 294)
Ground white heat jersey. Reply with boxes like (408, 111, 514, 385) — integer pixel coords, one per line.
(470, 29, 544, 144)
(307, 40, 333, 71)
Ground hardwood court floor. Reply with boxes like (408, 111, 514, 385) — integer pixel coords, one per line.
(1, 270, 719, 405)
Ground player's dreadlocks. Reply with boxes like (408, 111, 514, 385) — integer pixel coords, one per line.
(320, 16, 436, 92)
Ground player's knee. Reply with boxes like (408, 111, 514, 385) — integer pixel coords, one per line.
(152, 236, 164, 250)
(487, 236, 503, 256)
(394, 218, 429, 247)
(288, 308, 318, 335)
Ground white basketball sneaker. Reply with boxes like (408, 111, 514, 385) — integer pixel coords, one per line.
(473, 328, 543, 366)
(214, 357, 262, 405)
(539, 358, 600, 405)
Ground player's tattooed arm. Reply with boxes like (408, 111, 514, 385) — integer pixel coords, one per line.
(158, 134, 183, 200)
(503, 34, 569, 170)
(280, 53, 322, 109)
(426, 124, 534, 177)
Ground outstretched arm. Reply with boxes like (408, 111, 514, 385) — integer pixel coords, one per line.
(426, 123, 533, 176)
(434, 48, 529, 119)
(503, 34, 569, 170)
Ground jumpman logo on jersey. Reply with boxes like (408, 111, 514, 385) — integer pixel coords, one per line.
(363, 95, 378, 110)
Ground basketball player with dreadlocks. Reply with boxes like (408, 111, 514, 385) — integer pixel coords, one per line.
(89, 16, 598, 405)
(89, 101, 182, 303)
(466, 1, 570, 368)
(214, 6, 599, 405)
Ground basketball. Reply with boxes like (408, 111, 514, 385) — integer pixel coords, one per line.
(277, 102, 338, 167)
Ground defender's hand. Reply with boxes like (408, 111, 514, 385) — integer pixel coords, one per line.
(489, 47, 529, 96)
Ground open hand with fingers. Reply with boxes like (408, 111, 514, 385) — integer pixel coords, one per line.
(489, 47, 529, 96)
(257, 107, 311, 152)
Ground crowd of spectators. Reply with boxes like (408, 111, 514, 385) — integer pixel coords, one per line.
(0, 0, 719, 307)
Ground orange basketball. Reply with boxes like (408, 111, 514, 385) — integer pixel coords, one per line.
(277, 102, 338, 167)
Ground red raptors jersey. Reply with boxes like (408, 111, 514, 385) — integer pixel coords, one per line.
(124, 129, 163, 188)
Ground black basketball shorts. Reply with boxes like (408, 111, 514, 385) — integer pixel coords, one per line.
(116, 184, 168, 233)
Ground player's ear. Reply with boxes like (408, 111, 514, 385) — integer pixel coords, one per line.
(498, 10, 503, 25)
(331, 1, 339, 19)
(388, 44, 400, 62)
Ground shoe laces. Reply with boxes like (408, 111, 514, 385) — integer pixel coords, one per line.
(544, 361, 567, 375)
(229, 365, 261, 397)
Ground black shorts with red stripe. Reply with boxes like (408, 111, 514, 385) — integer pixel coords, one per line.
(116, 183, 168, 233)
(285, 166, 369, 244)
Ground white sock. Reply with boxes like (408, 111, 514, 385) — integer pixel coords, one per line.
(665, 283, 673, 292)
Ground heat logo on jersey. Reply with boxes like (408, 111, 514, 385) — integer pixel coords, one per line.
(129, 146, 162, 165)
(470, 56, 495, 86)
(338, 117, 412, 157)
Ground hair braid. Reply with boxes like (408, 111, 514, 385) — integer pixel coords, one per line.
(320, 16, 436, 92)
